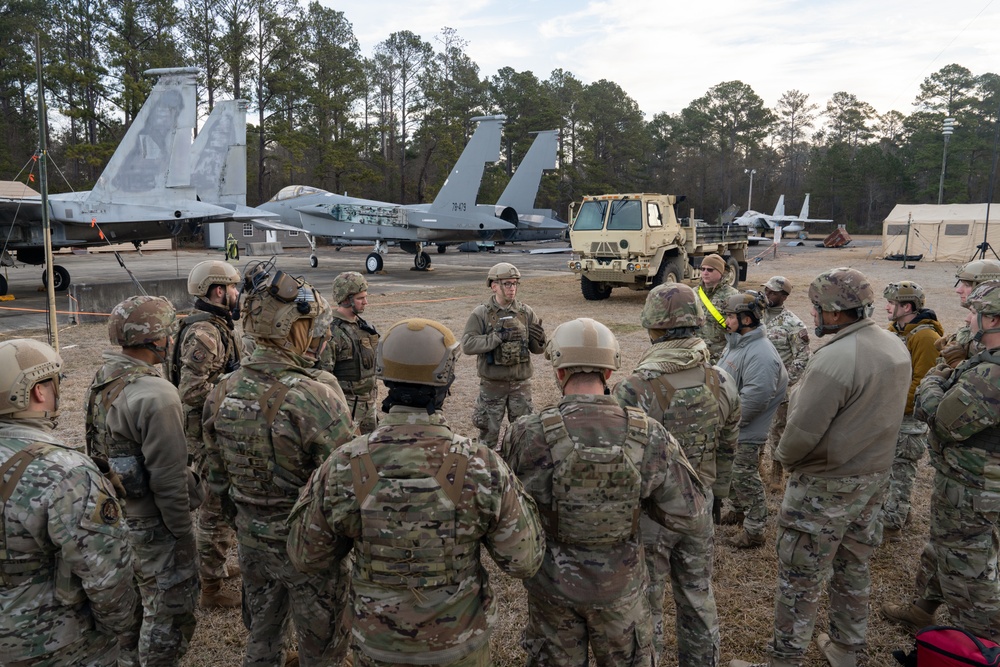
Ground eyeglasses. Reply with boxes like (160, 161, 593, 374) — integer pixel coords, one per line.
(501, 281, 519, 289)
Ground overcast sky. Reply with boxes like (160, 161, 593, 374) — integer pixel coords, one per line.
(338, 0, 1000, 119)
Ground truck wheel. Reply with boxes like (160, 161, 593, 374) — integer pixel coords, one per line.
(655, 257, 685, 286)
(725, 257, 741, 288)
(581, 276, 611, 301)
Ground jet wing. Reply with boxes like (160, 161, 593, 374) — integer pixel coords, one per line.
(250, 217, 304, 232)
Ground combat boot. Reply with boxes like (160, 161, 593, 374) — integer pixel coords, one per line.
(815, 633, 857, 667)
(769, 461, 785, 494)
(225, 561, 241, 579)
(881, 599, 937, 633)
(728, 530, 765, 549)
(719, 509, 746, 526)
(200, 579, 241, 608)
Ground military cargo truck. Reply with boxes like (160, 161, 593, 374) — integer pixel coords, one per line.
(567, 193, 749, 300)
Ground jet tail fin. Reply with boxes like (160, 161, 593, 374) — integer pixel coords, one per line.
(497, 129, 558, 212)
(772, 195, 785, 217)
(190, 99, 249, 206)
(429, 115, 505, 214)
(89, 67, 201, 205)
(799, 193, 810, 219)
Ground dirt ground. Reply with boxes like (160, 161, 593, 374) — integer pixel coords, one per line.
(6, 237, 979, 666)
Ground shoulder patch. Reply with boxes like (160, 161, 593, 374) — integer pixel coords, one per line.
(97, 497, 121, 525)
(192, 348, 207, 363)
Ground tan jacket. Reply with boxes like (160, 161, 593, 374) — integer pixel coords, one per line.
(777, 318, 911, 477)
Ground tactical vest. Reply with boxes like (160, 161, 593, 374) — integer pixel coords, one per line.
(330, 317, 379, 387)
(86, 365, 159, 498)
(209, 372, 309, 505)
(166, 311, 240, 387)
(900, 321, 938, 344)
(487, 304, 530, 366)
(948, 349, 1000, 454)
(0, 439, 57, 585)
(537, 405, 647, 546)
(351, 431, 480, 588)
(648, 365, 722, 473)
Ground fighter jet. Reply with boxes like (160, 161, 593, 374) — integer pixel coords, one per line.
(731, 193, 833, 235)
(0, 67, 259, 294)
(486, 129, 566, 243)
(253, 115, 516, 273)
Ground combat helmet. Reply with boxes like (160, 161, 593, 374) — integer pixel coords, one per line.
(187, 260, 240, 297)
(723, 290, 767, 323)
(956, 259, 1000, 285)
(884, 281, 925, 310)
(545, 318, 620, 387)
(0, 339, 62, 416)
(967, 280, 1000, 317)
(640, 283, 705, 330)
(487, 262, 520, 286)
(376, 318, 460, 387)
(762, 276, 793, 295)
(331, 271, 369, 305)
(241, 271, 330, 341)
(808, 267, 875, 337)
(109, 296, 177, 347)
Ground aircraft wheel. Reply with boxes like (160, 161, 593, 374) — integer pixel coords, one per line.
(309, 255, 318, 268)
(42, 265, 71, 292)
(365, 253, 383, 274)
(414, 251, 431, 271)
(0, 274, 7, 296)
(436, 245, 447, 254)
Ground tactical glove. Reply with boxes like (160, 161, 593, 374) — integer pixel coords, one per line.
(91, 455, 128, 499)
(925, 363, 954, 381)
(529, 321, 546, 344)
(938, 342, 968, 368)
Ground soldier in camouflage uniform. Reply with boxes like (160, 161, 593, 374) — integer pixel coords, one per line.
(731, 268, 910, 667)
(880, 281, 943, 541)
(760, 276, 811, 493)
(882, 280, 1000, 640)
(717, 291, 787, 550)
(936, 259, 1000, 367)
(166, 259, 243, 608)
(695, 253, 740, 363)
(317, 271, 380, 433)
(0, 339, 141, 666)
(613, 284, 740, 666)
(203, 270, 356, 667)
(461, 262, 546, 448)
(288, 317, 543, 666)
(86, 296, 202, 667)
(501, 317, 712, 667)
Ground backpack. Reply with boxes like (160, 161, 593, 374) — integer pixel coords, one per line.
(894, 626, 1000, 666)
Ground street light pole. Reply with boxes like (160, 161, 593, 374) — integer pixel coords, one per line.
(745, 168, 756, 210)
(938, 117, 956, 205)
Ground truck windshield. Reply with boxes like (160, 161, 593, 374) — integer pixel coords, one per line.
(573, 201, 607, 231)
(607, 199, 642, 230)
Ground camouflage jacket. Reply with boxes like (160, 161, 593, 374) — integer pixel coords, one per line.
(613, 338, 741, 498)
(0, 418, 141, 661)
(287, 406, 543, 664)
(501, 394, 710, 606)
(915, 349, 1000, 493)
(173, 300, 243, 455)
(763, 304, 811, 387)
(316, 311, 378, 398)
(461, 296, 545, 382)
(86, 351, 193, 538)
(937, 324, 978, 368)
(889, 310, 944, 414)
(203, 344, 355, 552)
(695, 282, 739, 363)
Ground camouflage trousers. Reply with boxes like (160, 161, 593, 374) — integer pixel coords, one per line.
(881, 416, 928, 531)
(522, 587, 655, 667)
(913, 472, 1000, 640)
(125, 515, 199, 667)
(641, 510, 720, 666)
(731, 439, 768, 537)
(7, 630, 118, 667)
(345, 391, 378, 435)
(239, 543, 349, 667)
(766, 400, 789, 460)
(353, 642, 490, 667)
(196, 486, 237, 582)
(472, 378, 533, 449)
(769, 470, 887, 665)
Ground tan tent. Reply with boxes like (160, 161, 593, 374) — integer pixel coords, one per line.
(881, 204, 1000, 262)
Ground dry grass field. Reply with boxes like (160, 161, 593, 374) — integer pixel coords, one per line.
(5, 238, 980, 666)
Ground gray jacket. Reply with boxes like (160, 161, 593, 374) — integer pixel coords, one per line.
(719, 326, 788, 443)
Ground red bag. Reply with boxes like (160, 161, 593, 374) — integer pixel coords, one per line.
(915, 626, 1000, 666)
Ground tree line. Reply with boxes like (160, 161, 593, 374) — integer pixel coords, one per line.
(2, 2, 998, 231)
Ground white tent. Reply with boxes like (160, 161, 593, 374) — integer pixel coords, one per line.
(881, 204, 1000, 262)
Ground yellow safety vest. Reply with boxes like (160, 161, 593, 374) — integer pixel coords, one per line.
(698, 286, 727, 328)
